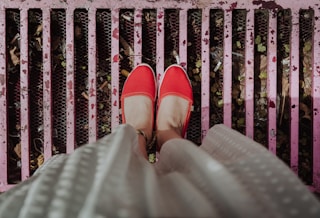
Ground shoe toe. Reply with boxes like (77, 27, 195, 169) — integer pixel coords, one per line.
(122, 64, 156, 100)
(159, 65, 193, 102)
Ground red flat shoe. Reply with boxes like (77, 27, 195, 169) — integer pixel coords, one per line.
(121, 64, 157, 124)
(157, 64, 193, 137)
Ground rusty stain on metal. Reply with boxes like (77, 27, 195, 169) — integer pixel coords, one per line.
(67, 43, 72, 51)
(112, 88, 117, 96)
(253, 0, 283, 10)
(0, 75, 4, 85)
(272, 56, 276, 62)
(45, 80, 50, 89)
(68, 91, 74, 104)
(136, 30, 141, 44)
(158, 11, 164, 19)
(293, 65, 297, 71)
(250, 32, 253, 45)
(112, 27, 119, 39)
(67, 80, 73, 90)
(113, 54, 119, 62)
(226, 2, 237, 12)
(0, 88, 5, 97)
(157, 22, 162, 32)
(89, 78, 95, 96)
(203, 38, 209, 45)
(269, 100, 276, 108)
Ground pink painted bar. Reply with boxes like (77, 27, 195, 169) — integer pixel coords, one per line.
(201, 8, 210, 139)
(42, 9, 53, 161)
(223, 11, 232, 128)
(313, 9, 320, 192)
(111, 9, 119, 131)
(156, 8, 164, 83)
(134, 9, 142, 66)
(179, 9, 188, 139)
(179, 9, 188, 68)
(20, 9, 30, 180)
(290, 10, 300, 175)
(267, 11, 277, 155)
(0, 8, 7, 188)
(88, 7, 97, 143)
(244, 10, 254, 139)
(66, 8, 75, 153)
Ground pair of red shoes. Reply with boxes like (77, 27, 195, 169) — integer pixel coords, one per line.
(121, 64, 193, 142)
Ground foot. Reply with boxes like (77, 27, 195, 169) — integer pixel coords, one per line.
(156, 95, 190, 136)
(123, 95, 153, 142)
(156, 65, 193, 149)
(156, 95, 190, 148)
(120, 64, 157, 158)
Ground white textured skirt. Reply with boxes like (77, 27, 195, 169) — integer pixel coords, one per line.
(0, 124, 319, 218)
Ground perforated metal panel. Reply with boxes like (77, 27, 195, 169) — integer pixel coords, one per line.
(0, 0, 319, 194)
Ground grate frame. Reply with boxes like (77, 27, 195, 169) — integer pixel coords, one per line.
(0, 0, 319, 193)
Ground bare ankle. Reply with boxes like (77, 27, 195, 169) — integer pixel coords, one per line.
(156, 129, 182, 149)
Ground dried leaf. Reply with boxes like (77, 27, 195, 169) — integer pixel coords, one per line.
(34, 37, 42, 51)
(10, 33, 20, 47)
(260, 55, 267, 71)
(9, 46, 20, 66)
(81, 92, 89, 100)
(194, 75, 201, 82)
(37, 154, 44, 167)
(34, 24, 43, 36)
(121, 69, 130, 77)
(148, 153, 156, 163)
(236, 41, 241, 49)
(119, 36, 134, 66)
(257, 43, 266, 53)
(259, 71, 267, 79)
(303, 40, 312, 53)
(237, 118, 245, 126)
(195, 59, 202, 68)
(284, 44, 290, 53)
(107, 75, 111, 81)
(192, 68, 200, 74)
(255, 35, 261, 44)
(215, 18, 223, 27)
(260, 91, 267, 98)
(61, 61, 66, 68)
(14, 143, 21, 158)
(237, 98, 244, 106)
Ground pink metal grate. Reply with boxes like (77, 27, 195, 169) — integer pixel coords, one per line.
(0, 0, 319, 194)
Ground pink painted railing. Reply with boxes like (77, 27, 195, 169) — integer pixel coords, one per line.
(0, 0, 319, 194)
